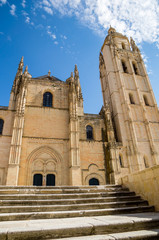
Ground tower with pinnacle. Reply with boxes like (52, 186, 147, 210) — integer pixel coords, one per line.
(100, 27, 159, 182)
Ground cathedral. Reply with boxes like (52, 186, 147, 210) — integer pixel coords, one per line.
(0, 27, 159, 200)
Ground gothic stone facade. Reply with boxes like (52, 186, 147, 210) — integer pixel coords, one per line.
(0, 28, 159, 192)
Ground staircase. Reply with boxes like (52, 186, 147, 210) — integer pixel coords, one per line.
(0, 185, 159, 239)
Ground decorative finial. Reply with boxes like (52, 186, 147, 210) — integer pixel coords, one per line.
(24, 65, 28, 75)
(18, 56, 24, 72)
(74, 64, 79, 77)
(130, 37, 140, 52)
(71, 72, 73, 78)
(108, 26, 116, 35)
(48, 70, 51, 76)
(20, 56, 24, 63)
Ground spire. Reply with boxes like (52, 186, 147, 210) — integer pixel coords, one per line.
(130, 37, 140, 52)
(70, 72, 74, 82)
(48, 70, 51, 76)
(12, 57, 24, 93)
(23, 65, 32, 78)
(19, 56, 24, 67)
(74, 65, 83, 100)
(15, 56, 24, 78)
(74, 64, 79, 78)
(24, 66, 28, 75)
(108, 26, 116, 35)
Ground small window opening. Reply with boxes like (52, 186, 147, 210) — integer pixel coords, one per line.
(121, 60, 128, 73)
(144, 156, 149, 168)
(86, 125, 93, 140)
(46, 174, 55, 186)
(0, 119, 4, 135)
(89, 178, 99, 186)
(119, 154, 124, 168)
(122, 43, 125, 49)
(129, 94, 135, 104)
(132, 62, 138, 75)
(33, 174, 43, 186)
(143, 95, 149, 106)
(43, 92, 53, 107)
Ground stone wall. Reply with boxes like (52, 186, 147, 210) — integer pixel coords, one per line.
(120, 165, 159, 210)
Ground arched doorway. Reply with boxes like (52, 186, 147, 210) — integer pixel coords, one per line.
(33, 174, 43, 186)
(89, 178, 99, 186)
(26, 146, 62, 186)
(46, 174, 55, 186)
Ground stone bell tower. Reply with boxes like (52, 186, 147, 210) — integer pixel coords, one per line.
(100, 27, 159, 178)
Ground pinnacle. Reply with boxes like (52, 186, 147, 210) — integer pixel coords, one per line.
(20, 56, 24, 63)
(48, 70, 51, 76)
(24, 65, 28, 73)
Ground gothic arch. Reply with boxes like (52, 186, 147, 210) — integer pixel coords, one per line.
(85, 173, 104, 185)
(85, 124, 94, 140)
(41, 88, 54, 107)
(26, 146, 62, 185)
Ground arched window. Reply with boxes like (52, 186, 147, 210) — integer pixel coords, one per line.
(86, 125, 93, 140)
(129, 93, 135, 104)
(119, 154, 124, 168)
(43, 92, 53, 107)
(132, 62, 138, 75)
(89, 178, 99, 186)
(143, 156, 149, 168)
(121, 60, 128, 73)
(122, 43, 125, 49)
(0, 119, 4, 135)
(143, 95, 149, 106)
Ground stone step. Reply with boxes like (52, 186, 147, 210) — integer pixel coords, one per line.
(0, 191, 136, 200)
(0, 206, 154, 221)
(0, 185, 122, 189)
(0, 195, 142, 205)
(53, 229, 159, 240)
(0, 200, 149, 213)
(0, 187, 129, 195)
(0, 213, 159, 240)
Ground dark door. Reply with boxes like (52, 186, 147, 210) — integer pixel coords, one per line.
(33, 174, 43, 186)
(46, 174, 55, 186)
(89, 178, 99, 186)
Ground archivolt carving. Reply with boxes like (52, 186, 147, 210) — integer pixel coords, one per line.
(27, 146, 62, 164)
(88, 164, 98, 173)
(83, 163, 105, 185)
(85, 173, 104, 185)
(26, 146, 62, 185)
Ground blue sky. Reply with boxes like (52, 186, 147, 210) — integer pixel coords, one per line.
(0, 0, 159, 114)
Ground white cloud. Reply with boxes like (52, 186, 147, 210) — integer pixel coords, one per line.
(47, 26, 57, 41)
(22, 12, 34, 25)
(10, 4, 16, 16)
(44, 6, 53, 15)
(22, 10, 28, 16)
(51, 34, 56, 39)
(43, 0, 51, 7)
(39, 0, 159, 47)
(42, 14, 46, 19)
(22, 0, 26, 8)
(0, 0, 7, 5)
(25, 16, 30, 23)
(61, 35, 67, 40)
